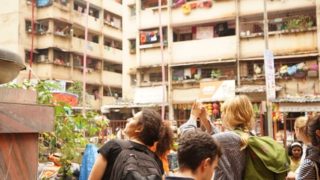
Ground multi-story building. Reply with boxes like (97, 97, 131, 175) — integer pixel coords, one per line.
(122, 0, 320, 136)
(0, 0, 123, 109)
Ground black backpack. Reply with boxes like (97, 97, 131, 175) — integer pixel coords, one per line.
(109, 140, 163, 180)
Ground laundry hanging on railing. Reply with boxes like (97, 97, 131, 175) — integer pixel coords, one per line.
(140, 30, 159, 44)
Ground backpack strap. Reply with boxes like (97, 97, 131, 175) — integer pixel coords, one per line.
(115, 139, 158, 160)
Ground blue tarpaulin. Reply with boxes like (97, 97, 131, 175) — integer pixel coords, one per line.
(37, 0, 51, 7)
(79, 144, 98, 180)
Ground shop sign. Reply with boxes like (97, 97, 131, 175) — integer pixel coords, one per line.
(264, 50, 276, 101)
(199, 80, 235, 101)
(134, 86, 166, 104)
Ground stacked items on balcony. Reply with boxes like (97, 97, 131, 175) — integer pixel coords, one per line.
(278, 62, 318, 79)
(172, 0, 212, 15)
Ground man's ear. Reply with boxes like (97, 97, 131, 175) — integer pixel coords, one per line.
(316, 129, 320, 138)
(134, 125, 143, 133)
(200, 158, 212, 172)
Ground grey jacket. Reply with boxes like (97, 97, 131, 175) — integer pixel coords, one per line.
(180, 117, 246, 180)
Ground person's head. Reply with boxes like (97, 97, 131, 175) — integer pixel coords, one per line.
(294, 116, 309, 143)
(124, 108, 163, 146)
(288, 142, 302, 159)
(154, 120, 174, 158)
(221, 95, 254, 131)
(306, 115, 320, 147)
(177, 130, 221, 180)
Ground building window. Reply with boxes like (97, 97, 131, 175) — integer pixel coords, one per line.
(149, 72, 162, 82)
(130, 74, 137, 86)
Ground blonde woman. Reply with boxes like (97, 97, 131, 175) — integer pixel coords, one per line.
(180, 95, 254, 180)
(287, 116, 312, 179)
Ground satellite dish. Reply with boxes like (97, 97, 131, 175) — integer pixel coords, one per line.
(0, 49, 25, 84)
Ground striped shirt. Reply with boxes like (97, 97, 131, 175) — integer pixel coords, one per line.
(296, 159, 318, 180)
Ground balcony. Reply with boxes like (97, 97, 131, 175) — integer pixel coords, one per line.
(240, 29, 318, 59)
(103, 25, 122, 40)
(103, 0, 122, 16)
(71, 37, 101, 57)
(102, 96, 116, 105)
(140, 7, 168, 29)
(171, 36, 236, 65)
(139, 46, 169, 67)
(103, 46, 122, 63)
(127, 0, 135, 6)
(72, 68, 102, 85)
(102, 71, 122, 87)
(37, 2, 71, 21)
(87, 95, 101, 110)
(171, 1, 235, 26)
(31, 63, 73, 80)
(90, 0, 101, 7)
(239, 0, 315, 16)
(37, 34, 71, 50)
(72, 12, 101, 32)
(172, 88, 200, 103)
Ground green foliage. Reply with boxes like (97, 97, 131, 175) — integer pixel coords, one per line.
(211, 69, 221, 79)
(5, 80, 109, 176)
(286, 16, 313, 30)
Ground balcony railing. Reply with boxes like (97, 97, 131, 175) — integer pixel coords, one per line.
(171, 0, 235, 26)
(103, 46, 122, 63)
(72, 37, 101, 57)
(239, 0, 315, 16)
(171, 36, 237, 65)
(72, 12, 101, 32)
(37, 34, 71, 50)
(103, 0, 122, 16)
(102, 71, 122, 87)
(139, 47, 169, 67)
(37, 2, 71, 21)
(103, 25, 122, 40)
(240, 28, 318, 59)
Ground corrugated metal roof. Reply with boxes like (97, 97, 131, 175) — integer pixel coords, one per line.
(236, 85, 282, 93)
(273, 97, 320, 103)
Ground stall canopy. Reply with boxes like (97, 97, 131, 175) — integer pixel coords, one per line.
(134, 86, 166, 104)
(199, 80, 235, 101)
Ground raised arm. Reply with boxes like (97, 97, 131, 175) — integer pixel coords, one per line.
(88, 154, 108, 180)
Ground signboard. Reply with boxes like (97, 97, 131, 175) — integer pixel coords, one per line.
(134, 86, 166, 104)
(199, 80, 235, 101)
(264, 50, 276, 101)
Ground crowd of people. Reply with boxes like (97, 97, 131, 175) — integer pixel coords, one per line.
(88, 95, 320, 180)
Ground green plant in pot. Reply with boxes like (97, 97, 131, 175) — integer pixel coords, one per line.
(211, 69, 221, 79)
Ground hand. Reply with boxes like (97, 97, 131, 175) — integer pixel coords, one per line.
(199, 108, 212, 133)
(190, 102, 203, 119)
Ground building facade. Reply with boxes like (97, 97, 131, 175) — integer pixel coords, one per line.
(0, 0, 123, 109)
(122, 0, 320, 136)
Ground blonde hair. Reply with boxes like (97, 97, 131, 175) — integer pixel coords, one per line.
(221, 95, 255, 132)
(221, 95, 254, 150)
(294, 116, 308, 130)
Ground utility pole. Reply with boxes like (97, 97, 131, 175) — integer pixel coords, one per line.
(158, 0, 166, 120)
(263, 0, 274, 138)
(82, 1, 89, 116)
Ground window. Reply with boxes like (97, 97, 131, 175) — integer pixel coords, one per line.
(129, 5, 136, 16)
(130, 74, 137, 86)
(149, 72, 162, 82)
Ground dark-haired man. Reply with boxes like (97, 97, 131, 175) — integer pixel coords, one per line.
(166, 130, 221, 180)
